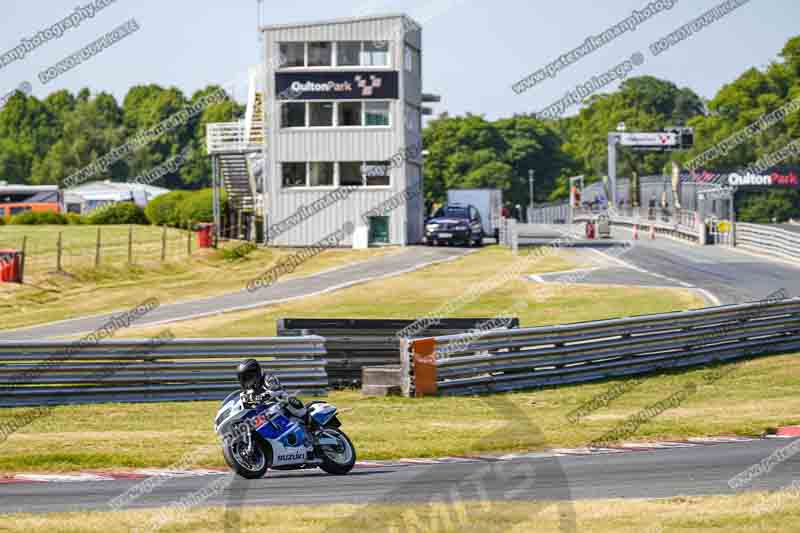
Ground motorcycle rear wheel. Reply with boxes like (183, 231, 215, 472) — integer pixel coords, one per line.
(317, 428, 356, 475)
(223, 434, 270, 479)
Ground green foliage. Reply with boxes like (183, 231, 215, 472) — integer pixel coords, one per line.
(65, 213, 86, 225)
(87, 202, 149, 225)
(175, 189, 215, 227)
(0, 216, 5, 226)
(8, 211, 68, 225)
(0, 85, 242, 188)
(422, 114, 576, 207)
(144, 189, 218, 228)
(145, 191, 188, 226)
(219, 242, 258, 261)
(554, 76, 705, 198)
(737, 190, 799, 223)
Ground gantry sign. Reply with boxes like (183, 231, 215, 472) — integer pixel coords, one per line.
(607, 127, 694, 206)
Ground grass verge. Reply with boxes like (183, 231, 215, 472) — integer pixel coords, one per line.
(113, 247, 700, 338)
(0, 247, 719, 472)
(0, 232, 399, 331)
(2, 349, 795, 472)
(2, 491, 799, 532)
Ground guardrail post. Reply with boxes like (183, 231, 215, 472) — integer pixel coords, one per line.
(410, 338, 438, 398)
(400, 338, 411, 397)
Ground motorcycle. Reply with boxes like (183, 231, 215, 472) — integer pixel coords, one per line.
(214, 376, 356, 479)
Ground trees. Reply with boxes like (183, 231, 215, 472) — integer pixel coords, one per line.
(0, 85, 237, 189)
(421, 113, 574, 207)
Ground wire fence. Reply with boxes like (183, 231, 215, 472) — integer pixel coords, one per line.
(0, 225, 196, 281)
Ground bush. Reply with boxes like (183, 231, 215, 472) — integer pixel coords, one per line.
(176, 189, 215, 228)
(66, 213, 86, 225)
(0, 216, 5, 226)
(145, 189, 220, 228)
(145, 191, 187, 227)
(8, 211, 68, 225)
(87, 202, 149, 225)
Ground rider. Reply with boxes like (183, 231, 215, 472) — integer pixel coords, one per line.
(236, 359, 307, 419)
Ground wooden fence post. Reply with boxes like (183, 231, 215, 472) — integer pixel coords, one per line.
(161, 226, 167, 262)
(56, 232, 63, 272)
(95, 228, 101, 268)
(128, 225, 133, 265)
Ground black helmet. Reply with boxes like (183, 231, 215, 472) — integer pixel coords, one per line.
(237, 359, 263, 390)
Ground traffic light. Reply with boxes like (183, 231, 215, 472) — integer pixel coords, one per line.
(665, 127, 694, 150)
(680, 129, 694, 149)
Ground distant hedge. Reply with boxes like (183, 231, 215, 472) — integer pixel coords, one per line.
(146, 188, 223, 228)
(145, 191, 188, 227)
(87, 202, 149, 225)
(8, 211, 68, 225)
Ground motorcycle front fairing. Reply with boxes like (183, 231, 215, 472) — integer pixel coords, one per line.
(243, 402, 311, 468)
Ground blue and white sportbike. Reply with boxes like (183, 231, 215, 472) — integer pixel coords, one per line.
(214, 359, 356, 479)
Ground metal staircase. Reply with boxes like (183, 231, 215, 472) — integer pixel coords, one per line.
(206, 67, 266, 241)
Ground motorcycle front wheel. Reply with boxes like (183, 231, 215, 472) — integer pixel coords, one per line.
(222, 434, 270, 479)
(317, 428, 356, 475)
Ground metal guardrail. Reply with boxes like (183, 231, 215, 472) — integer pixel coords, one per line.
(0, 337, 328, 407)
(401, 299, 800, 397)
(572, 207, 702, 243)
(278, 318, 520, 387)
(736, 223, 800, 261)
(529, 203, 570, 224)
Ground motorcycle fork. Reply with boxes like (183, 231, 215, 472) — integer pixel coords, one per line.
(243, 429, 254, 454)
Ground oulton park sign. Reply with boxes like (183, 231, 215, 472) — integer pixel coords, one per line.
(727, 171, 799, 188)
(276, 71, 399, 100)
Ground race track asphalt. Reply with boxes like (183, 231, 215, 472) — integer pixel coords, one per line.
(0, 438, 796, 514)
(526, 225, 800, 305)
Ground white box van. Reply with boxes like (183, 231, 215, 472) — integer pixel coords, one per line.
(446, 189, 503, 239)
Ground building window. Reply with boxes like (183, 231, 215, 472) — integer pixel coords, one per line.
(338, 102, 362, 127)
(282, 163, 307, 188)
(364, 161, 391, 186)
(281, 102, 306, 128)
(365, 102, 390, 126)
(307, 42, 332, 67)
(309, 162, 334, 187)
(280, 101, 391, 129)
(339, 162, 363, 186)
(405, 46, 413, 72)
(309, 102, 334, 127)
(337, 42, 361, 66)
(280, 43, 305, 67)
(362, 42, 390, 66)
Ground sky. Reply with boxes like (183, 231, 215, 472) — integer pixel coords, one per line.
(1, 0, 798, 120)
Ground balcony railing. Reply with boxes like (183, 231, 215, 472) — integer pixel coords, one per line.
(206, 121, 264, 154)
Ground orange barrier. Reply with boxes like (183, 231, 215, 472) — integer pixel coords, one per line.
(410, 338, 438, 397)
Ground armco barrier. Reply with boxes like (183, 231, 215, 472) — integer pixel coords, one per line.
(401, 299, 800, 397)
(572, 207, 702, 244)
(0, 336, 328, 407)
(278, 318, 519, 387)
(736, 223, 800, 261)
